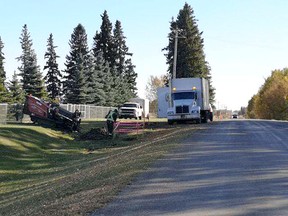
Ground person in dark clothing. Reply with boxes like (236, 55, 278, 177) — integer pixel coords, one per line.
(105, 109, 118, 135)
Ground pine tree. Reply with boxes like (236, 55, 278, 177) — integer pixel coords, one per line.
(163, 3, 215, 105)
(8, 71, 24, 103)
(44, 33, 62, 101)
(17, 24, 46, 98)
(92, 10, 114, 65)
(63, 24, 89, 104)
(0, 36, 6, 86)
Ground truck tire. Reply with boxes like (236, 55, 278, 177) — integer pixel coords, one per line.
(139, 116, 142, 120)
(168, 120, 173, 125)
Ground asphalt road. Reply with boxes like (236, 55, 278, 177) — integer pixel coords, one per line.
(92, 120, 288, 216)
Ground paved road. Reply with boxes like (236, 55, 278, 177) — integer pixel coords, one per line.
(92, 120, 288, 216)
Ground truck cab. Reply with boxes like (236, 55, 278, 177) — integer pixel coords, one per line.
(167, 88, 201, 124)
(118, 102, 143, 120)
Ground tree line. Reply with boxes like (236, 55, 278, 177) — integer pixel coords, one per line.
(0, 10, 137, 107)
(247, 68, 288, 120)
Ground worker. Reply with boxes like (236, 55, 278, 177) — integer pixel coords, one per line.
(105, 109, 118, 135)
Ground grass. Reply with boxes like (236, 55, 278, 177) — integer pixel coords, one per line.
(0, 119, 204, 216)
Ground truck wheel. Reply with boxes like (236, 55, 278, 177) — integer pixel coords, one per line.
(139, 116, 142, 120)
(168, 120, 173, 125)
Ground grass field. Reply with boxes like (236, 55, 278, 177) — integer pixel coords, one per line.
(0, 119, 203, 215)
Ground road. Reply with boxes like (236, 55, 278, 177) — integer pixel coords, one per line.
(92, 120, 288, 216)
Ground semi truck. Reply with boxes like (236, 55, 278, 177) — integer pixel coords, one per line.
(157, 78, 213, 124)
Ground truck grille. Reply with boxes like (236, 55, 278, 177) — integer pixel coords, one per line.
(120, 109, 134, 114)
(176, 105, 189, 114)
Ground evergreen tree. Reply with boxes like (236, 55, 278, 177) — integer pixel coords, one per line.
(112, 20, 137, 102)
(112, 20, 130, 74)
(92, 10, 114, 65)
(44, 33, 62, 101)
(0, 36, 6, 86)
(0, 36, 10, 102)
(63, 24, 89, 104)
(124, 58, 137, 98)
(17, 24, 46, 98)
(101, 61, 115, 106)
(163, 3, 215, 105)
(85, 52, 106, 105)
(8, 71, 24, 103)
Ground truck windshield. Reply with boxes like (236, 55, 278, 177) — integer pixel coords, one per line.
(123, 104, 137, 108)
(172, 92, 195, 100)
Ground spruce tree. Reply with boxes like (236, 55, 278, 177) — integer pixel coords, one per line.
(112, 20, 130, 74)
(0, 36, 6, 86)
(63, 24, 89, 104)
(85, 52, 106, 105)
(17, 24, 46, 98)
(92, 10, 114, 65)
(44, 33, 62, 101)
(0, 36, 10, 102)
(112, 20, 137, 102)
(8, 71, 24, 103)
(124, 58, 137, 98)
(163, 3, 215, 105)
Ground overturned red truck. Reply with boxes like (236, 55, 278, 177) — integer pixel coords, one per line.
(23, 95, 81, 131)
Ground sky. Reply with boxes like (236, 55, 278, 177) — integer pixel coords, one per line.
(1, 0, 288, 111)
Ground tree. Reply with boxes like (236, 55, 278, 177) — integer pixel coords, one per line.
(124, 58, 137, 98)
(17, 24, 46, 98)
(162, 3, 215, 105)
(85, 52, 106, 105)
(8, 71, 24, 103)
(92, 10, 114, 65)
(0, 36, 10, 102)
(145, 75, 166, 114)
(63, 24, 89, 104)
(0, 36, 6, 86)
(44, 33, 62, 101)
(247, 68, 288, 120)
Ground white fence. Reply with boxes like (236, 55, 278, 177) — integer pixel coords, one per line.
(0, 103, 116, 124)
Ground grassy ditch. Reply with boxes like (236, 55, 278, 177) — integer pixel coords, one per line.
(0, 119, 205, 216)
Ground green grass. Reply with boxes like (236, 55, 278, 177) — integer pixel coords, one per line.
(0, 119, 203, 216)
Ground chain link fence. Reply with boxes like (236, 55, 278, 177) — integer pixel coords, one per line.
(0, 103, 116, 124)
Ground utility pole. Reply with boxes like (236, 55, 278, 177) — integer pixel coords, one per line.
(169, 28, 185, 107)
(172, 28, 179, 79)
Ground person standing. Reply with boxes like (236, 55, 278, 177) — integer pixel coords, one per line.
(105, 109, 118, 135)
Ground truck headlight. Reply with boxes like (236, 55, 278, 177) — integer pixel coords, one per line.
(167, 111, 174, 115)
(191, 110, 199, 114)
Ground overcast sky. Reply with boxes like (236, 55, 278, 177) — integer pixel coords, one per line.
(1, 0, 288, 111)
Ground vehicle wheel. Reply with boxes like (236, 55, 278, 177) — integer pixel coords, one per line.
(168, 120, 173, 125)
(139, 116, 142, 120)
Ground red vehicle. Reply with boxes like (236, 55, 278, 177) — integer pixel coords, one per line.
(23, 95, 81, 131)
